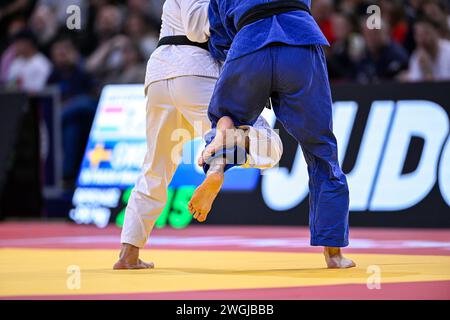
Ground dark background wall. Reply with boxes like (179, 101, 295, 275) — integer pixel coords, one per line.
(0, 92, 42, 219)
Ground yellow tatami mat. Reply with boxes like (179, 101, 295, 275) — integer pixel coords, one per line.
(1, 248, 450, 297)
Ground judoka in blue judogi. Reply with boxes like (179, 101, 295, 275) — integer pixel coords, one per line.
(188, 0, 355, 268)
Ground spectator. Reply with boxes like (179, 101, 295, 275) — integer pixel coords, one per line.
(5, 28, 51, 93)
(102, 38, 146, 84)
(406, 16, 450, 81)
(312, 0, 336, 44)
(0, 16, 27, 81)
(127, 0, 164, 23)
(36, 0, 89, 29)
(327, 12, 364, 81)
(0, 0, 34, 20)
(124, 12, 158, 58)
(0, 0, 36, 43)
(422, 0, 450, 39)
(86, 34, 129, 85)
(93, 4, 123, 45)
(47, 36, 97, 184)
(47, 36, 95, 102)
(338, 0, 369, 16)
(356, 19, 409, 83)
(379, 0, 410, 45)
(28, 4, 58, 54)
(85, 5, 124, 76)
(403, 0, 427, 54)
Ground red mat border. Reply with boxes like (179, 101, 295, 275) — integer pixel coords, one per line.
(2, 281, 449, 300)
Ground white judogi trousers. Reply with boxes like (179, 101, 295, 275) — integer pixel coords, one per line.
(120, 76, 282, 248)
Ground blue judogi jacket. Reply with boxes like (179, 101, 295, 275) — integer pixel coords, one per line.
(208, 0, 329, 62)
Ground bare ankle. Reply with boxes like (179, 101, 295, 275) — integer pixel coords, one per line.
(324, 247, 341, 256)
(120, 243, 139, 260)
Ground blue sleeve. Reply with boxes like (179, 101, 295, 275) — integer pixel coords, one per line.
(208, 0, 232, 61)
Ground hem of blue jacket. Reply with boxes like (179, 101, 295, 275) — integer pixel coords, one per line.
(310, 239, 349, 248)
(225, 40, 330, 63)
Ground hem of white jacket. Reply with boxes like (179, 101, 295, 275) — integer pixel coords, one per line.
(120, 235, 147, 249)
(144, 72, 219, 95)
(240, 125, 283, 169)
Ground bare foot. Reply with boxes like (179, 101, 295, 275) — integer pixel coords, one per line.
(324, 247, 356, 269)
(188, 171, 224, 222)
(113, 243, 154, 270)
(198, 116, 240, 167)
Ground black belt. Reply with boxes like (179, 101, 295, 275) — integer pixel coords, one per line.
(157, 35, 209, 51)
(237, 0, 311, 32)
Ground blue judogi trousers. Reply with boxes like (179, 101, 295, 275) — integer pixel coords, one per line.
(208, 44, 349, 247)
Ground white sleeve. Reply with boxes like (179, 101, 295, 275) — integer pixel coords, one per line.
(180, 0, 210, 43)
(239, 116, 283, 170)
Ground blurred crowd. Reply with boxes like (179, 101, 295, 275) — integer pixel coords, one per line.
(0, 0, 449, 185)
(314, 0, 450, 83)
(1, 0, 450, 92)
(0, 0, 164, 92)
(0, 0, 163, 184)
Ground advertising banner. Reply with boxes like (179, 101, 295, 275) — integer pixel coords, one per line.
(70, 82, 450, 228)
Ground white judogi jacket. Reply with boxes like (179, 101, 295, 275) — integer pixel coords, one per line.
(144, 0, 221, 92)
